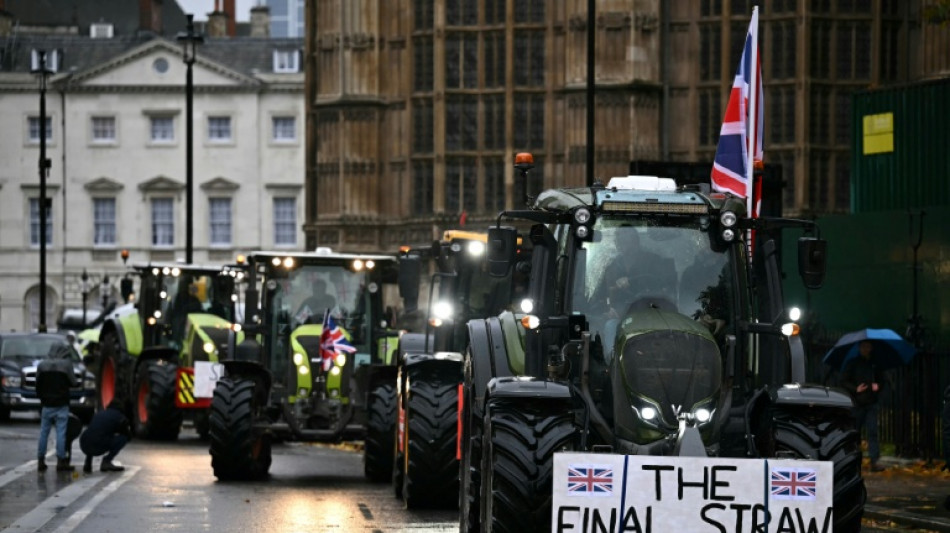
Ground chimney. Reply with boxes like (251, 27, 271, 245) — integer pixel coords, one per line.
(223, 0, 236, 37)
(207, 0, 227, 38)
(249, 5, 270, 38)
(138, 0, 163, 34)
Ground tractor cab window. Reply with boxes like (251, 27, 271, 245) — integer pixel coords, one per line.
(570, 218, 737, 361)
(159, 273, 231, 348)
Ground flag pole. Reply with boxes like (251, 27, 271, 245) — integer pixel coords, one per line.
(746, 6, 759, 219)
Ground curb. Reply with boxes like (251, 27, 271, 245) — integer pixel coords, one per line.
(864, 504, 950, 531)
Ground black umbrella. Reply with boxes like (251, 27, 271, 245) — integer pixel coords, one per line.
(822, 328, 916, 371)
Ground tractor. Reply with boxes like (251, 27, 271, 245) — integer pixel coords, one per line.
(208, 249, 402, 480)
(371, 231, 529, 509)
(95, 260, 244, 440)
(459, 154, 865, 531)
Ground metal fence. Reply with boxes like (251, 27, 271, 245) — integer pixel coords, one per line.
(805, 338, 948, 462)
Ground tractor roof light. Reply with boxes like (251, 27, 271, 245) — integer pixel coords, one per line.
(514, 152, 535, 173)
(283, 257, 295, 269)
(162, 267, 171, 275)
(271, 257, 281, 267)
(152, 267, 160, 276)
(521, 315, 541, 330)
(519, 298, 534, 314)
(788, 307, 802, 321)
(153, 310, 162, 319)
(353, 259, 364, 271)
(171, 267, 181, 277)
(366, 260, 375, 270)
(467, 240, 485, 256)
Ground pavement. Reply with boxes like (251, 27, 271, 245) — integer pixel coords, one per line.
(862, 457, 950, 531)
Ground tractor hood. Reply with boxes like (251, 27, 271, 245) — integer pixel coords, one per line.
(611, 307, 723, 445)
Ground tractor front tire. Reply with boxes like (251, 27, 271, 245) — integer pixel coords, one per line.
(209, 378, 271, 481)
(459, 382, 482, 533)
(401, 374, 459, 509)
(482, 399, 577, 533)
(133, 360, 182, 440)
(364, 382, 396, 482)
(96, 330, 127, 411)
(771, 407, 866, 532)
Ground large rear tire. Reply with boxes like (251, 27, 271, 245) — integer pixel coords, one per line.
(771, 407, 866, 532)
(459, 378, 481, 533)
(209, 378, 271, 480)
(364, 382, 396, 482)
(132, 360, 182, 440)
(401, 372, 459, 509)
(482, 399, 577, 533)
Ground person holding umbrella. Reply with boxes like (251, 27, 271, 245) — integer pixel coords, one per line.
(839, 340, 886, 472)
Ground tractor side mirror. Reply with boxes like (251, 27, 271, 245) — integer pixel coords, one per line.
(487, 226, 518, 278)
(397, 256, 421, 312)
(798, 237, 827, 290)
(120, 277, 134, 303)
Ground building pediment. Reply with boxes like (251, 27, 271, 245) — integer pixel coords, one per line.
(264, 182, 303, 192)
(138, 175, 185, 192)
(84, 177, 125, 193)
(200, 177, 240, 192)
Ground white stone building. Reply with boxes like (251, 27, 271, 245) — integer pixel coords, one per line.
(0, 3, 304, 332)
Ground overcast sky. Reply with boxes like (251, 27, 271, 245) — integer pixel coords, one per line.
(175, 0, 261, 21)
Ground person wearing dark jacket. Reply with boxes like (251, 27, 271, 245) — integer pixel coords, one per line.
(840, 341, 886, 472)
(79, 400, 132, 473)
(36, 351, 77, 472)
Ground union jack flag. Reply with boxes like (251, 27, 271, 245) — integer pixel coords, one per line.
(567, 465, 613, 495)
(710, 8, 763, 203)
(770, 468, 818, 500)
(320, 312, 356, 372)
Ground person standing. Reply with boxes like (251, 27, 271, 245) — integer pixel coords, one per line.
(80, 400, 132, 473)
(840, 340, 886, 472)
(35, 348, 77, 472)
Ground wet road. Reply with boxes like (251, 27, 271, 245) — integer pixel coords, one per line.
(0, 412, 455, 532)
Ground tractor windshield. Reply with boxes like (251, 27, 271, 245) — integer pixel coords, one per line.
(570, 217, 737, 361)
(160, 272, 234, 348)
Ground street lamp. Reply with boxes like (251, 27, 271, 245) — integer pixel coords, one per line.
(177, 14, 203, 264)
(30, 49, 61, 333)
(81, 269, 91, 327)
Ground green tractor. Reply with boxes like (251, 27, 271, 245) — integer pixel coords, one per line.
(95, 261, 244, 440)
(374, 231, 528, 509)
(208, 249, 402, 480)
(459, 155, 865, 531)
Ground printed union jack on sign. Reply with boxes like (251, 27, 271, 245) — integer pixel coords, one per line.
(567, 465, 613, 496)
(770, 467, 818, 501)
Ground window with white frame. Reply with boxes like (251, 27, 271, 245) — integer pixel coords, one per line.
(93, 197, 116, 246)
(273, 50, 300, 73)
(29, 198, 53, 247)
(28, 116, 53, 143)
(272, 116, 296, 142)
(91, 116, 116, 143)
(209, 197, 232, 246)
(208, 116, 232, 142)
(151, 198, 174, 246)
(273, 197, 296, 246)
(150, 116, 174, 142)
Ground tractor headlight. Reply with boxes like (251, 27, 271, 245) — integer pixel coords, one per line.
(467, 240, 485, 256)
(203, 342, 216, 355)
(519, 298, 534, 314)
(335, 354, 346, 367)
(298, 365, 309, 375)
(721, 228, 736, 242)
(640, 406, 657, 421)
(283, 257, 295, 269)
(432, 301, 453, 321)
(352, 259, 364, 271)
(520, 315, 540, 330)
(330, 366, 341, 376)
(781, 323, 800, 336)
(293, 352, 305, 366)
(788, 306, 802, 321)
(720, 211, 737, 228)
(574, 208, 591, 224)
(575, 225, 590, 239)
(694, 408, 712, 423)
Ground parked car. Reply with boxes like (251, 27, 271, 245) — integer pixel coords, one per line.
(0, 332, 96, 422)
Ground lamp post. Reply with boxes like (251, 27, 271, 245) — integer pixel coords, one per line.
(177, 14, 203, 264)
(30, 49, 59, 333)
(81, 269, 90, 327)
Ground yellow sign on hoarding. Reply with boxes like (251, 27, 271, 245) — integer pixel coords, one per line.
(863, 112, 894, 155)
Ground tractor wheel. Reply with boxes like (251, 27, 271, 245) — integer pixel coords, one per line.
(132, 361, 182, 440)
(96, 330, 126, 411)
(459, 380, 482, 533)
(482, 399, 577, 533)
(771, 407, 866, 532)
(364, 382, 396, 482)
(401, 375, 459, 509)
(209, 378, 271, 481)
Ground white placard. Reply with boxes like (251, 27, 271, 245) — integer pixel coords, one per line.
(194, 361, 224, 398)
(552, 453, 833, 532)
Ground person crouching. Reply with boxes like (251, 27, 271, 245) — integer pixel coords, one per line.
(80, 400, 131, 473)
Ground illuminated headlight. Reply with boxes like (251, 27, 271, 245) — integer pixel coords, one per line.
(293, 352, 305, 366)
(231, 323, 242, 332)
(231, 294, 238, 302)
(640, 406, 657, 421)
(203, 342, 216, 354)
(283, 257, 294, 268)
(171, 267, 181, 277)
(298, 365, 309, 375)
(335, 354, 346, 367)
(450, 242, 462, 253)
(160, 290, 168, 299)
(519, 298, 534, 314)
(721, 228, 736, 242)
(788, 307, 802, 321)
(366, 260, 375, 269)
(467, 240, 485, 256)
(781, 323, 800, 336)
(429, 317, 444, 328)
(575, 225, 590, 239)
(153, 310, 162, 319)
(330, 366, 341, 376)
(162, 267, 171, 275)
(720, 211, 737, 227)
(2, 376, 22, 388)
(152, 268, 160, 276)
(520, 315, 540, 330)
(83, 378, 96, 389)
(352, 259, 364, 271)
(147, 317, 157, 325)
(574, 208, 592, 224)
(694, 408, 712, 423)
(433, 301, 453, 321)
(271, 257, 281, 266)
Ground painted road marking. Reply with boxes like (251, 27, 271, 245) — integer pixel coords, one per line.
(51, 466, 140, 533)
(0, 454, 54, 490)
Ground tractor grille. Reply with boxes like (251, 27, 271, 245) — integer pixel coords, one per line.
(620, 330, 720, 423)
(191, 328, 231, 362)
(296, 335, 321, 362)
